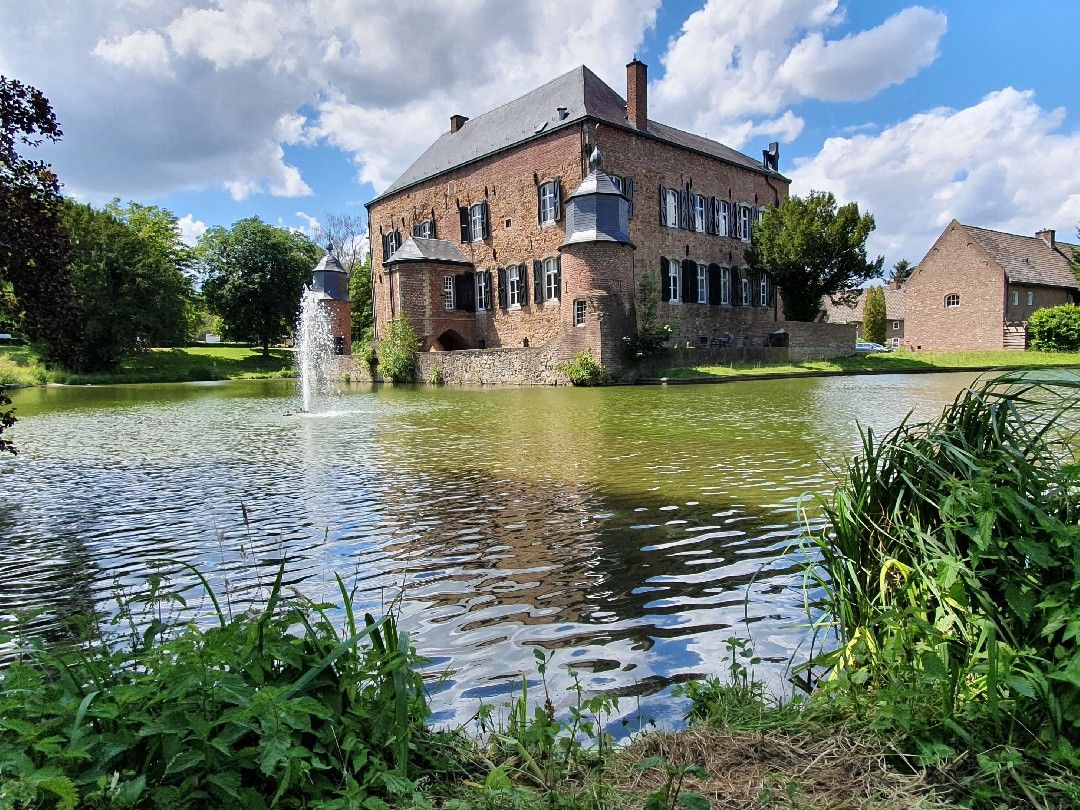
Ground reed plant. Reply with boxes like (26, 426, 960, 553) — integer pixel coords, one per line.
(800, 370, 1080, 804)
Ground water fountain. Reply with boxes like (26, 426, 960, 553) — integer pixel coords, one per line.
(295, 285, 335, 413)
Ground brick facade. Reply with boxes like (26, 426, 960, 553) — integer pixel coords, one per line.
(366, 62, 791, 376)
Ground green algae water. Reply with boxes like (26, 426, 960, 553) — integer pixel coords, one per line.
(2, 373, 981, 725)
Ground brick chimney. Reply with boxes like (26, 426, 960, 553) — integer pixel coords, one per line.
(450, 114, 468, 133)
(1036, 228, 1055, 248)
(626, 59, 647, 130)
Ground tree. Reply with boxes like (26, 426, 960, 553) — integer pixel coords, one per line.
(862, 286, 887, 345)
(747, 190, 884, 321)
(198, 218, 322, 356)
(349, 256, 373, 342)
(1070, 223, 1080, 287)
(892, 259, 915, 284)
(0, 76, 83, 367)
(378, 316, 419, 382)
(61, 200, 193, 370)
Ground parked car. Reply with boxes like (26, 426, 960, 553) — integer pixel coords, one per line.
(854, 342, 891, 353)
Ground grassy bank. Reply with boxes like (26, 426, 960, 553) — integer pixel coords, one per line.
(0, 343, 296, 386)
(658, 348, 1080, 379)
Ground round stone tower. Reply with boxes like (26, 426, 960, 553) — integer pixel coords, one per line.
(559, 147, 636, 371)
(310, 247, 352, 355)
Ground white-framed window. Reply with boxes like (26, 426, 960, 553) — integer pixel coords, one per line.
(945, 293, 960, 308)
(508, 265, 522, 308)
(443, 275, 455, 310)
(720, 267, 730, 304)
(475, 271, 489, 310)
(610, 175, 623, 193)
(573, 299, 587, 326)
(892, 320, 900, 331)
(1027, 291, 1034, 306)
(386, 231, 400, 255)
(738, 205, 751, 241)
(891, 337, 900, 349)
(470, 203, 485, 242)
(668, 257, 681, 303)
(539, 180, 559, 225)
(697, 263, 708, 304)
(1011, 290, 1019, 306)
(742, 273, 751, 305)
(664, 188, 679, 228)
(414, 218, 434, 238)
(543, 256, 559, 302)
(717, 199, 729, 236)
(759, 274, 768, 306)
(694, 194, 706, 233)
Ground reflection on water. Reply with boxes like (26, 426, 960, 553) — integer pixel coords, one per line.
(2, 373, 981, 725)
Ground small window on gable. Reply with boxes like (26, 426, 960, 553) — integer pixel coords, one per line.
(573, 299, 587, 326)
(945, 293, 960, 308)
(443, 275, 455, 310)
(892, 320, 900, 331)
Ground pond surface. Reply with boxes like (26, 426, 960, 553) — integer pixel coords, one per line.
(2, 373, 982, 725)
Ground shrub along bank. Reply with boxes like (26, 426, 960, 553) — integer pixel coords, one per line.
(2, 372, 1078, 808)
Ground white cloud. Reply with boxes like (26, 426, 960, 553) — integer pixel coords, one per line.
(650, 1, 947, 148)
(0, 0, 658, 202)
(176, 213, 207, 246)
(790, 88, 1080, 262)
(92, 29, 171, 73)
(293, 211, 321, 235)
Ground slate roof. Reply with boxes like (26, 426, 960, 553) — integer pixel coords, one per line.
(822, 286, 908, 323)
(385, 237, 471, 265)
(960, 223, 1079, 288)
(372, 65, 785, 203)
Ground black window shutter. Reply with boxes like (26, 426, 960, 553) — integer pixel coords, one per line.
(681, 259, 695, 303)
(661, 257, 671, 301)
(555, 255, 562, 295)
(393, 230, 400, 253)
(536, 184, 543, 225)
(708, 263, 722, 305)
(497, 266, 508, 309)
(679, 187, 689, 230)
(768, 274, 776, 307)
(459, 207, 470, 242)
(659, 185, 666, 226)
(519, 263, 528, 303)
(484, 271, 493, 310)
(731, 268, 741, 306)
(380, 233, 387, 262)
(554, 179, 562, 221)
(533, 260, 543, 304)
(430, 217, 437, 239)
(481, 202, 490, 239)
(626, 177, 634, 219)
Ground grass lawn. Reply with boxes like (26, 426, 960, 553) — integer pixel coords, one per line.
(658, 348, 1080, 379)
(0, 343, 297, 386)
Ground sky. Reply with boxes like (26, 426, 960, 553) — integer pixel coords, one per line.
(1, 0, 1077, 266)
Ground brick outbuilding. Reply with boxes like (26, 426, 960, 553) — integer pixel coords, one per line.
(902, 221, 1078, 351)
(366, 60, 791, 373)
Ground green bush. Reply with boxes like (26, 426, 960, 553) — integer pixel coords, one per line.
(429, 365, 444, 385)
(378, 317, 418, 383)
(623, 274, 672, 361)
(0, 564, 452, 809)
(1029, 304, 1080, 351)
(560, 350, 602, 386)
(802, 371, 1080, 803)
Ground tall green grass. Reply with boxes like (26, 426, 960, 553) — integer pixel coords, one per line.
(0, 563, 455, 809)
(800, 370, 1080, 805)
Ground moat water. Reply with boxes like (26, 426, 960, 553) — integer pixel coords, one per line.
(2, 373, 982, 725)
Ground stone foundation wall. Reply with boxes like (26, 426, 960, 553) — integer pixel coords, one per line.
(417, 346, 568, 385)
(784, 321, 857, 360)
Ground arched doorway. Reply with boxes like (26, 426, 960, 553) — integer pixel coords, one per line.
(431, 329, 469, 351)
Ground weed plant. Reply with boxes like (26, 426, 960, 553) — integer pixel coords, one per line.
(800, 370, 1080, 805)
(0, 562, 457, 809)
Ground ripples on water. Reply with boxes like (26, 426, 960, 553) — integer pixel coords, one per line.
(2, 373, 981, 726)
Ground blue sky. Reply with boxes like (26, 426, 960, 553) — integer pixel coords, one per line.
(1, 1, 1077, 263)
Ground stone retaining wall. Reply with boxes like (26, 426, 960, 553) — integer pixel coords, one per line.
(416, 346, 568, 385)
(784, 321, 857, 361)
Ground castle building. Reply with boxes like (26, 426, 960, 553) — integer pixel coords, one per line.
(365, 60, 790, 372)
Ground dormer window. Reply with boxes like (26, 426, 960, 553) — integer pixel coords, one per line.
(538, 180, 561, 225)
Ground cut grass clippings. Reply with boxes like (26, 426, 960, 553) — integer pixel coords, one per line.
(0, 343, 297, 386)
(657, 349, 1080, 380)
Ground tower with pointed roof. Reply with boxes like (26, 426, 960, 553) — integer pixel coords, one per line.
(310, 248, 352, 355)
